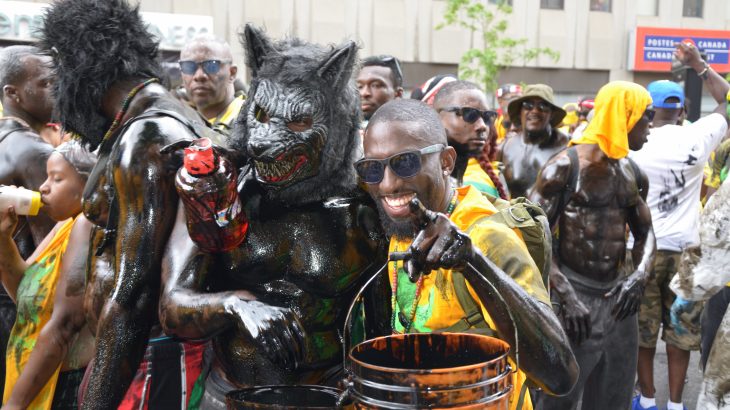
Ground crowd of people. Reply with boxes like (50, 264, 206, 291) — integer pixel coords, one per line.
(0, 0, 729, 409)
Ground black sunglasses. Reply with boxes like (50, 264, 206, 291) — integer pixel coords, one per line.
(522, 100, 553, 113)
(354, 144, 446, 184)
(644, 108, 656, 121)
(178, 59, 231, 75)
(370, 55, 403, 87)
(439, 106, 497, 125)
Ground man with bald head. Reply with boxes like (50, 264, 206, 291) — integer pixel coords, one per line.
(179, 35, 243, 136)
(358, 99, 577, 409)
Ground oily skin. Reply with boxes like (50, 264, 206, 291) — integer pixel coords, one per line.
(79, 82, 199, 409)
(356, 66, 403, 120)
(529, 109, 656, 345)
(499, 98, 569, 198)
(361, 119, 578, 395)
(180, 41, 237, 120)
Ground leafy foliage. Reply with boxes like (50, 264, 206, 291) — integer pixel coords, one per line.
(436, 0, 559, 93)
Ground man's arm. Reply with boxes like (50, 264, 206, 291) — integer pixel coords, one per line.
(81, 122, 182, 409)
(606, 170, 656, 321)
(675, 42, 730, 118)
(3, 216, 92, 410)
(529, 151, 593, 345)
(159, 203, 305, 370)
(406, 200, 578, 396)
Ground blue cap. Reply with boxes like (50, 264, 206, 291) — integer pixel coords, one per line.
(647, 80, 684, 109)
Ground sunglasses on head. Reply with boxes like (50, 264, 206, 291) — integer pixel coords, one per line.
(354, 144, 446, 184)
(178, 59, 231, 75)
(522, 100, 553, 113)
(439, 106, 497, 125)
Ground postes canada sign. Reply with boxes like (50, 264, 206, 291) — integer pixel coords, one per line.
(630, 26, 730, 72)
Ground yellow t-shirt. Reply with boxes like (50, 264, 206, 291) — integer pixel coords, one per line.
(495, 114, 508, 144)
(388, 185, 549, 410)
(463, 158, 500, 198)
(4, 217, 76, 410)
(208, 95, 245, 137)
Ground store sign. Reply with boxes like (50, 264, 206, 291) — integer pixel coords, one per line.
(630, 26, 730, 72)
(0, 1, 213, 50)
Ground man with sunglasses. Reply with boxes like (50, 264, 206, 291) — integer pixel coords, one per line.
(530, 81, 657, 410)
(433, 80, 506, 199)
(359, 99, 578, 409)
(628, 43, 729, 410)
(499, 84, 569, 199)
(179, 35, 243, 137)
(357, 55, 404, 123)
(494, 83, 522, 144)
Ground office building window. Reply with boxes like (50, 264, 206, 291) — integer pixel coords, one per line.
(541, 0, 564, 10)
(683, 0, 703, 17)
(488, 0, 513, 6)
(636, 0, 657, 16)
(590, 0, 611, 12)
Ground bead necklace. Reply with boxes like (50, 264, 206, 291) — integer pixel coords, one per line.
(101, 78, 159, 143)
(390, 190, 458, 334)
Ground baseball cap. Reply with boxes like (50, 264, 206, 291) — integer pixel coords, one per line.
(647, 80, 684, 109)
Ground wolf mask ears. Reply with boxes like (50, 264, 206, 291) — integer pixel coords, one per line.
(243, 24, 358, 89)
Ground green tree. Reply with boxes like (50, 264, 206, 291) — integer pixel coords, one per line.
(436, 0, 559, 93)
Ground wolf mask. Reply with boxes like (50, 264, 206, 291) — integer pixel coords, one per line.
(230, 25, 361, 205)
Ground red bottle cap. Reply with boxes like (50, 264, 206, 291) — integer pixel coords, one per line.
(183, 137, 216, 176)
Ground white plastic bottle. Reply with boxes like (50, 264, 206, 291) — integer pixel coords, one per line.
(0, 186, 42, 216)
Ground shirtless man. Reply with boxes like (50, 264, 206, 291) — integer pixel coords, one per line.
(499, 84, 569, 198)
(40, 1, 206, 408)
(530, 81, 657, 410)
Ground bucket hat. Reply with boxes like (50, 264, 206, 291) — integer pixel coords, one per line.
(507, 84, 567, 127)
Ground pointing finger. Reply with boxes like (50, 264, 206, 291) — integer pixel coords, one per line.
(409, 198, 437, 229)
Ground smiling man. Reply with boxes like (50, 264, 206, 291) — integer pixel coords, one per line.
(356, 55, 404, 123)
(179, 35, 243, 137)
(359, 99, 578, 409)
(499, 84, 569, 198)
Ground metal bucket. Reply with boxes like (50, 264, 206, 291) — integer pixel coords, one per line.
(225, 385, 348, 409)
(347, 332, 512, 409)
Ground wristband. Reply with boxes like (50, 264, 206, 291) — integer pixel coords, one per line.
(698, 61, 710, 79)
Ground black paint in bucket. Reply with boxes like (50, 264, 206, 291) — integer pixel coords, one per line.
(226, 385, 346, 409)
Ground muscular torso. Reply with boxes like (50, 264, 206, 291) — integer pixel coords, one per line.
(208, 178, 385, 386)
(501, 130, 568, 198)
(557, 152, 641, 282)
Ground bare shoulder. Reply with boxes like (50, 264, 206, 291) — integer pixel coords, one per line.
(534, 148, 572, 194)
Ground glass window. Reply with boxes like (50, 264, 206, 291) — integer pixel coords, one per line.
(683, 0, 703, 17)
(488, 0, 513, 5)
(590, 0, 611, 12)
(636, 0, 657, 16)
(541, 0, 564, 9)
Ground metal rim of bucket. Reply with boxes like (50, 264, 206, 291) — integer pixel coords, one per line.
(350, 363, 513, 393)
(225, 384, 344, 409)
(349, 384, 513, 409)
(348, 332, 511, 375)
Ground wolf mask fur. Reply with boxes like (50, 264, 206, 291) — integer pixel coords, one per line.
(230, 25, 361, 205)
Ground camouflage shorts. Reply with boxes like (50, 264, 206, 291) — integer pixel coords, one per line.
(638, 250, 703, 350)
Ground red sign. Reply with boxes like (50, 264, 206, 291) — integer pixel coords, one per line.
(632, 27, 730, 72)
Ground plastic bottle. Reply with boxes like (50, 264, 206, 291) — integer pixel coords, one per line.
(0, 186, 42, 216)
(175, 137, 248, 252)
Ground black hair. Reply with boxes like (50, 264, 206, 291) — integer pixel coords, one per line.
(39, 0, 162, 149)
(366, 99, 446, 145)
(361, 55, 403, 88)
(432, 80, 482, 107)
(0, 45, 40, 98)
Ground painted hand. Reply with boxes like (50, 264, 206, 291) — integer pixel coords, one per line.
(0, 205, 18, 239)
(230, 299, 306, 371)
(674, 41, 703, 67)
(605, 271, 646, 321)
(560, 296, 592, 345)
(405, 198, 473, 283)
(670, 296, 694, 335)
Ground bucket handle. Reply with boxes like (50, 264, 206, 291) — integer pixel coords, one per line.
(340, 254, 520, 377)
